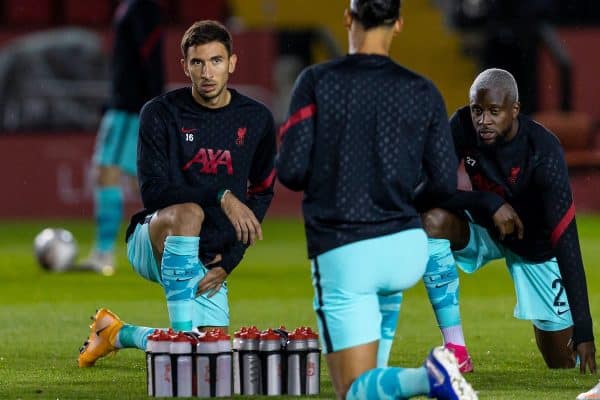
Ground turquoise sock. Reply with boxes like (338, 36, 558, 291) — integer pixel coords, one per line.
(116, 324, 155, 350)
(161, 236, 201, 331)
(377, 293, 402, 367)
(424, 238, 461, 328)
(94, 186, 123, 253)
(346, 367, 430, 399)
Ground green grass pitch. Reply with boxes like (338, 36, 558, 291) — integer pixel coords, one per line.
(1, 216, 600, 399)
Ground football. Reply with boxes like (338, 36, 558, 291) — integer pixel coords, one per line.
(33, 228, 78, 272)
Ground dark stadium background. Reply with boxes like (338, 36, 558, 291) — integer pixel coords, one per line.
(1, 0, 599, 220)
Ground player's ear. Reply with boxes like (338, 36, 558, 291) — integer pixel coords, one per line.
(343, 8, 352, 30)
(228, 53, 237, 74)
(181, 58, 190, 77)
(393, 16, 403, 35)
(512, 101, 520, 118)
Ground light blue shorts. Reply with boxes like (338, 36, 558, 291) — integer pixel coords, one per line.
(311, 228, 428, 354)
(454, 222, 573, 331)
(93, 109, 139, 176)
(126, 220, 229, 327)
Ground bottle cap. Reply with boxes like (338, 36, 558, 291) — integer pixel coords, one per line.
(240, 329, 260, 339)
(173, 332, 195, 343)
(234, 326, 247, 337)
(148, 329, 162, 341)
(260, 328, 281, 341)
(288, 329, 307, 340)
(302, 327, 319, 339)
(197, 331, 219, 342)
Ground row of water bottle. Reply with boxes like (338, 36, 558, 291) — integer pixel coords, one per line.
(145, 326, 321, 398)
(233, 325, 321, 396)
(146, 328, 232, 397)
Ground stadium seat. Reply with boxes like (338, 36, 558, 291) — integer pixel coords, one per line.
(4, 0, 54, 26)
(175, 0, 229, 25)
(63, 0, 112, 26)
(534, 111, 600, 168)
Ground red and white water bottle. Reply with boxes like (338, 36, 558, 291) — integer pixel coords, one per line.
(153, 329, 174, 397)
(232, 327, 245, 395)
(196, 331, 219, 398)
(145, 329, 161, 396)
(215, 329, 232, 397)
(286, 328, 308, 395)
(303, 327, 321, 395)
(239, 327, 261, 395)
(260, 328, 282, 395)
(171, 331, 195, 397)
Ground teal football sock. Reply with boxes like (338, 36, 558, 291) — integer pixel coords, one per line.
(161, 236, 201, 331)
(116, 324, 155, 350)
(424, 238, 461, 328)
(346, 366, 429, 399)
(94, 186, 123, 253)
(377, 293, 402, 367)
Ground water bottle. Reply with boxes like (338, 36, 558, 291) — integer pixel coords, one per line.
(286, 328, 307, 395)
(196, 331, 219, 398)
(171, 331, 195, 397)
(260, 328, 282, 395)
(214, 329, 232, 397)
(153, 329, 174, 397)
(303, 327, 321, 395)
(239, 327, 261, 395)
(232, 327, 245, 395)
(145, 329, 161, 396)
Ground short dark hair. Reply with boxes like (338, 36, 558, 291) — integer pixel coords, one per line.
(180, 20, 233, 58)
(350, 0, 401, 30)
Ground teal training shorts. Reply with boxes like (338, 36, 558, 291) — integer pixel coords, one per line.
(126, 218, 229, 327)
(93, 109, 140, 176)
(311, 228, 428, 354)
(454, 222, 573, 331)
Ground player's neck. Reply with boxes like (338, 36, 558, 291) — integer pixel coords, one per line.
(192, 87, 231, 109)
(506, 118, 520, 142)
(348, 28, 392, 56)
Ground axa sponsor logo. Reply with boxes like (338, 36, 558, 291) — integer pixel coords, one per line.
(182, 148, 233, 175)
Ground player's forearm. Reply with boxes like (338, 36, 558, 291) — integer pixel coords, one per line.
(555, 223, 594, 344)
(246, 191, 274, 222)
(437, 190, 505, 217)
(275, 154, 309, 191)
(220, 242, 247, 274)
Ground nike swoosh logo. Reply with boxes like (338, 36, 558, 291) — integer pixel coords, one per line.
(557, 309, 570, 315)
(96, 326, 108, 336)
(435, 282, 450, 288)
(181, 127, 197, 133)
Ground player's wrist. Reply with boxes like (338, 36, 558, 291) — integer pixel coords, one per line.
(217, 189, 232, 206)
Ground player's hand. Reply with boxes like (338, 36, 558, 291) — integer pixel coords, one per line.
(573, 340, 597, 374)
(220, 191, 263, 245)
(197, 255, 227, 298)
(492, 203, 524, 240)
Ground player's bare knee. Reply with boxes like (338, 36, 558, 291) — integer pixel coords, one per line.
(421, 208, 453, 238)
(542, 346, 576, 369)
(159, 202, 204, 235)
(534, 326, 576, 369)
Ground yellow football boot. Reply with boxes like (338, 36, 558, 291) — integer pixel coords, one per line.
(78, 308, 124, 367)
